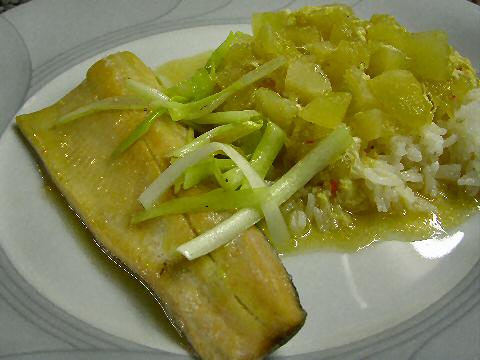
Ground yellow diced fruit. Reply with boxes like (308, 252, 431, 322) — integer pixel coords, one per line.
(255, 87, 298, 131)
(286, 119, 331, 162)
(215, 35, 257, 88)
(252, 10, 290, 37)
(285, 25, 320, 46)
(367, 44, 408, 77)
(294, 5, 353, 40)
(425, 72, 477, 119)
(369, 69, 433, 131)
(322, 40, 370, 87)
(299, 92, 352, 128)
(285, 60, 332, 102)
(307, 41, 336, 64)
(253, 23, 299, 60)
(366, 14, 410, 52)
(329, 18, 366, 44)
(343, 67, 377, 112)
(407, 31, 451, 81)
(221, 85, 256, 112)
(350, 109, 386, 141)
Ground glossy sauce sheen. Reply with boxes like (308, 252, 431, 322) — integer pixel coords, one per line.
(287, 193, 479, 254)
(157, 53, 480, 255)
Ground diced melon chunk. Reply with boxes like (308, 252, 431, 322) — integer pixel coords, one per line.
(368, 69, 433, 131)
(350, 108, 387, 141)
(367, 44, 408, 77)
(299, 92, 352, 128)
(293, 5, 353, 39)
(254, 23, 299, 59)
(252, 10, 290, 37)
(343, 67, 377, 112)
(255, 87, 298, 131)
(285, 25, 320, 45)
(285, 60, 332, 102)
(307, 41, 336, 64)
(252, 12, 299, 60)
(425, 74, 477, 119)
(322, 40, 370, 87)
(329, 18, 366, 44)
(366, 15, 409, 52)
(407, 31, 451, 81)
(286, 119, 332, 162)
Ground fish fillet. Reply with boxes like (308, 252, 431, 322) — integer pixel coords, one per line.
(16, 51, 306, 360)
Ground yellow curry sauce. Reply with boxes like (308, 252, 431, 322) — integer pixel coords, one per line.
(156, 54, 479, 255)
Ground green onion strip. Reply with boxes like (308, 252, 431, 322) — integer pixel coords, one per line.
(112, 109, 166, 156)
(170, 120, 263, 158)
(223, 121, 286, 189)
(183, 158, 235, 189)
(137, 141, 290, 251)
(125, 56, 286, 122)
(177, 125, 353, 260)
(132, 188, 269, 224)
(54, 96, 149, 126)
(194, 110, 261, 125)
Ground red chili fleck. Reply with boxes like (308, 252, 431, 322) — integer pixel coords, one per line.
(330, 179, 339, 197)
(304, 139, 315, 144)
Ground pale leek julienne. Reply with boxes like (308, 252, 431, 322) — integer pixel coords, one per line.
(55, 96, 149, 126)
(137, 141, 290, 251)
(132, 188, 269, 224)
(165, 68, 216, 102)
(54, 56, 285, 154)
(223, 120, 286, 190)
(117, 55, 284, 153)
(193, 110, 261, 125)
(204, 31, 242, 75)
(165, 32, 247, 101)
(126, 56, 287, 122)
(170, 119, 263, 158)
(177, 125, 353, 260)
(183, 158, 235, 189)
(140, 142, 268, 204)
(112, 109, 166, 157)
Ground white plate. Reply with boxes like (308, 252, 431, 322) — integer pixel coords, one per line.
(0, 1, 479, 359)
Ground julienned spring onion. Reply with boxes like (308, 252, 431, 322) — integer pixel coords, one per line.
(183, 158, 235, 189)
(170, 120, 263, 158)
(223, 121, 286, 189)
(177, 125, 353, 260)
(126, 56, 286, 122)
(112, 109, 166, 157)
(125, 80, 171, 106)
(165, 32, 246, 101)
(166, 68, 216, 102)
(54, 96, 149, 126)
(132, 188, 269, 223)
(140, 142, 267, 207)
(194, 110, 261, 125)
(138, 141, 289, 249)
(205, 31, 243, 74)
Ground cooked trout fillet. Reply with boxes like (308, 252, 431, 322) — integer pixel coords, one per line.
(17, 52, 306, 360)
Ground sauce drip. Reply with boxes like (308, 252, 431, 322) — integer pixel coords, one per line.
(155, 53, 480, 255)
(282, 192, 479, 254)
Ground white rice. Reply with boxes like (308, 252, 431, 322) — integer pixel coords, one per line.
(287, 88, 480, 233)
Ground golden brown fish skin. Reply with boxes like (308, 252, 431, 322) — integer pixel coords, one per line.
(16, 51, 306, 360)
